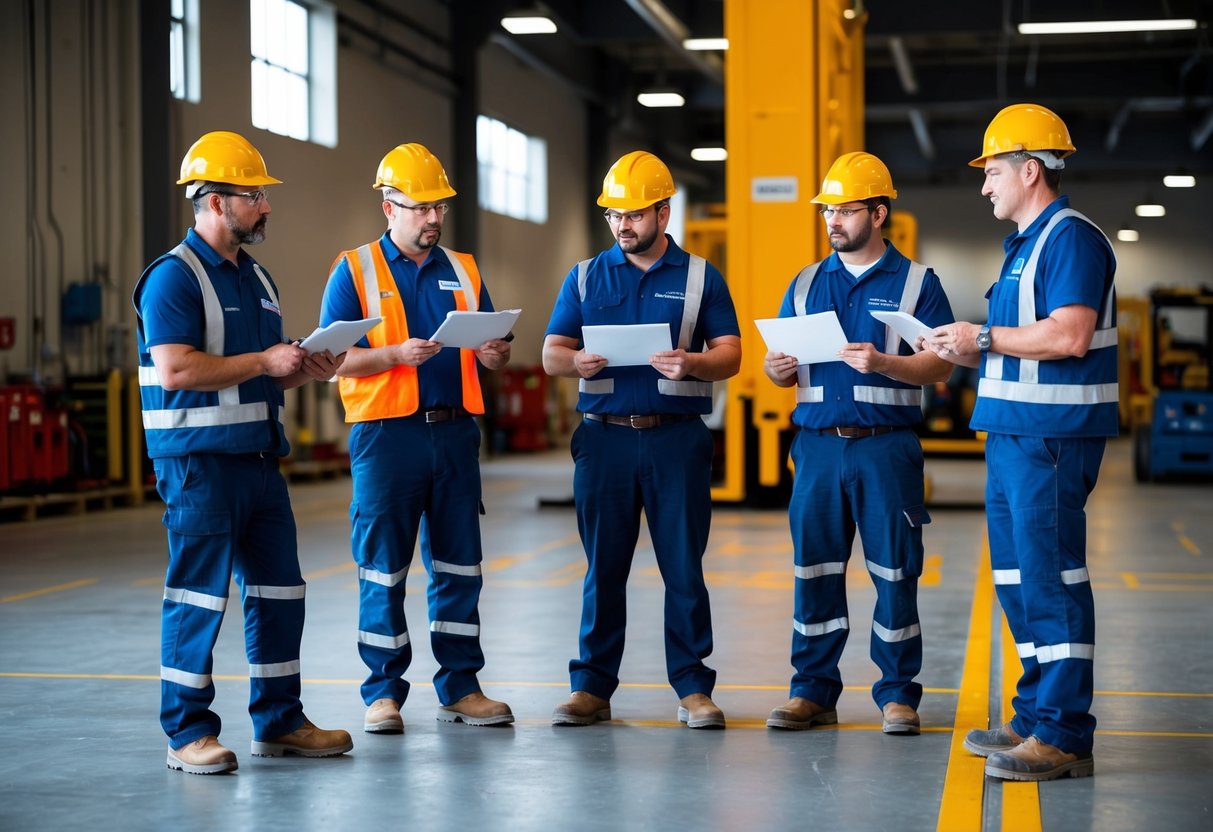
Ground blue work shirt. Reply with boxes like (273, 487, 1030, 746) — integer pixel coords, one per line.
(545, 235, 740, 415)
(778, 242, 954, 429)
(970, 196, 1118, 438)
(133, 228, 288, 457)
(319, 232, 496, 410)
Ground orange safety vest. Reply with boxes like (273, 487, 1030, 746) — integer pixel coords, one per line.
(333, 242, 486, 422)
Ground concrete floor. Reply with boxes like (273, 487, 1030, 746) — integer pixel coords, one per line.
(0, 438, 1210, 831)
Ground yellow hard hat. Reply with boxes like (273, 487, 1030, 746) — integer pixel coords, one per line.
(597, 150, 677, 210)
(812, 152, 897, 204)
(373, 143, 457, 201)
(177, 131, 282, 189)
(969, 103, 1076, 168)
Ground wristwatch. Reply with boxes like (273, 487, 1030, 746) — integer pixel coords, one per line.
(976, 325, 992, 352)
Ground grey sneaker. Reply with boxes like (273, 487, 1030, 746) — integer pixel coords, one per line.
(963, 722, 1024, 757)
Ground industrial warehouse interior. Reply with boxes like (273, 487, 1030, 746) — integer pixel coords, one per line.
(2, 2, 1211, 831)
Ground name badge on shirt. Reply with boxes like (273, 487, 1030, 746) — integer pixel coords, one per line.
(261, 298, 281, 315)
(438, 280, 462, 291)
(1010, 257, 1026, 275)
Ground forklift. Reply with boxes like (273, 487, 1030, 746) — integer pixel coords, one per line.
(1132, 286, 1213, 482)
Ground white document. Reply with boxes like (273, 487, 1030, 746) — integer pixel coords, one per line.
(871, 310, 933, 352)
(429, 309, 521, 348)
(754, 312, 848, 364)
(298, 317, 382, 355)
(581, 323, 672, 367)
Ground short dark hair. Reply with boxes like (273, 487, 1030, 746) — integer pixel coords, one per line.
(864, 196, 892, 224)
(1005, 151, 1063, 191)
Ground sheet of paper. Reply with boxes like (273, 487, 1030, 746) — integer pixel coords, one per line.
(581, 323, 672, 367)
(754, 312, 848, 364)
(870, 309, 933, 352)
(298, 317, 382, 356)
(429, 309, 521, 348)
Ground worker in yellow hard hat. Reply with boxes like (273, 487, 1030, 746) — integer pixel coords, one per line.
(542, 150, 741, 729)
(319, 143, 515, 732)
(133, 130, 351, 774)
(761, 151, 955, 736)
(925, 104, 1117, 782)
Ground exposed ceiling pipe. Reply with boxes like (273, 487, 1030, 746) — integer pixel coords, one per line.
(621, 0, 723, 85)
(1193, 107, 1213, 151)
(888, 36, 918, 94)
(908, 108, 935, 160)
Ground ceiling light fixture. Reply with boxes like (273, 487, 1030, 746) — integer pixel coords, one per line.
(1135, 203, 1166, 217)
(682, 38, 729, 51)
(1117, 228, 1140, 242)
(1018, 19, 1196, 35)
(691, 147, 727, 162)
(501, 16, 557, 35)
(637, 91, 685, 108)
(1164, 175, 1196, 188)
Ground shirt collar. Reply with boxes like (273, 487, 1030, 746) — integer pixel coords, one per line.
(824, 240, 901, 278)
(380, 231, 445, 270)
(185, 227, 254, 274)
(1004, 195, 1070, 251)
(605, 233, 687, 270)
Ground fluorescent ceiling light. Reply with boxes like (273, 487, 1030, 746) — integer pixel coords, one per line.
(501, 16, 557, 35)
(683, 38, 728, 51)
(691, 147, 727, 162)
(637, 92, 685, 108)
(1117, 229, 1140, 242)
(1135, 204, 1166, 217)
(1164, 175, 1196, 188)
(1018, 19, 1196, 35)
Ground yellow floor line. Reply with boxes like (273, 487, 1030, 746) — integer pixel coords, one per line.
(936, 541, 994, 832)
(0, 578, 98, 604)
(1000, 615, 1041, 832)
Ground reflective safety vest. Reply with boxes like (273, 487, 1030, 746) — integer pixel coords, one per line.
(975, 208, 1118, 436)
(574, 253, 713, 406)
(335, 243, 485, 422)
(791, 258, 928, 416)
(137, 242, 286, 457)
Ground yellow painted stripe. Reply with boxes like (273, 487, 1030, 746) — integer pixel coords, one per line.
(1177, 535, 1201, 556)
(303, 562, 356, 580)
(1000, 614, 1041, 832)
(937, 540, 994, 832)
(0, 578, 98, 603)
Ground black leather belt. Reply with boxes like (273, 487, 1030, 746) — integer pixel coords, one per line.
(421, 407, 471, 423)
(815, 425, 905, 438)
(584, 413, 700, 429)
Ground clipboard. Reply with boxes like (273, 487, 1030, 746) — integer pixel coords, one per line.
(429, 309, 521, 348)
(298, 317, 382, 355)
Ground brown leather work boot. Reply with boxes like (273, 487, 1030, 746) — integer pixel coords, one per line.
(551, 691, 612, 726)
(963, 721, 1024, 757)
(766, 697, 838, 730)
(437, 691, 515, 726)
(985, 735, 1094, 781)
(250, 719, 354, 757)
(364, 698, 404, 734)
(881, 702, 921, 735)
(166, 735, 238, 774)
(678, 693, 726, 729)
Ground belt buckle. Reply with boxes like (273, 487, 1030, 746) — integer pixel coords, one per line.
(425, 409, 445, 424)
(629, 414, 648, 429)
(834, 427, 850, 438)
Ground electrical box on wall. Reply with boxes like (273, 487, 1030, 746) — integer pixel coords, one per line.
(62, 283, 102, 325)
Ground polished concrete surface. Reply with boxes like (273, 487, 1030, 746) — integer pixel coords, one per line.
(1, 438, 1210, 831)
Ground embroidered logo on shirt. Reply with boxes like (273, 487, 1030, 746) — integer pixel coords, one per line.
(224, 307, 240, 312)
(869, 297, 898, 309)
(261, 298, 281, 315)
(1010, 257, 1026, 275)
(653, 291, 685, 301)
(438, 280, 462, 291)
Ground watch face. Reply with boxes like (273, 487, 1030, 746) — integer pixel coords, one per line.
(977, 331, 991, 350)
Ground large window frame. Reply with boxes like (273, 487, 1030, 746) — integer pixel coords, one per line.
(169, 0, 200, 102)
(476, 115, 548, 224)
(250, 0, 337, 147)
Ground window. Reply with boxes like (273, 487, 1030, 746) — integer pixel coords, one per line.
(250, 0, 337, 147)
(169, 0, 200, 102)
(476, 115, 548, 224)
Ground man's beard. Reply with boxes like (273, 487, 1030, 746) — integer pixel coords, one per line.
(618, 225, 658, 254)
(413, 224, 442, 250)
(829, 221, 872, 253)
(223, 209, 267, 246)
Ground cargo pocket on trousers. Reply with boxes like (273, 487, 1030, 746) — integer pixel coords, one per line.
(163, 507, 231, 537)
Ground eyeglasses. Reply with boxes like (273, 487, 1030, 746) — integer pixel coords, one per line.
(818, 205, 873, 219)
(603, 209, 651, 224)
(217, 189, 268, 206)
(386, 199, 449, 218)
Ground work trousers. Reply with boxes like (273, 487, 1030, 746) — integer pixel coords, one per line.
(786, 428, 928, 710)
(349, 415, 487, 706)
(986, 432, 1104, 754)
(569, 416, 718, 700)
(155, 453, 306, 748)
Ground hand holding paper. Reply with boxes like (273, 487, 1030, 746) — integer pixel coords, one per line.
(870, 310, 932, 352)
(754, 312, 848, 364)
(298, 317, 383, 356)
(581, 323, 672, 366)
(430, 309, 521, 348)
